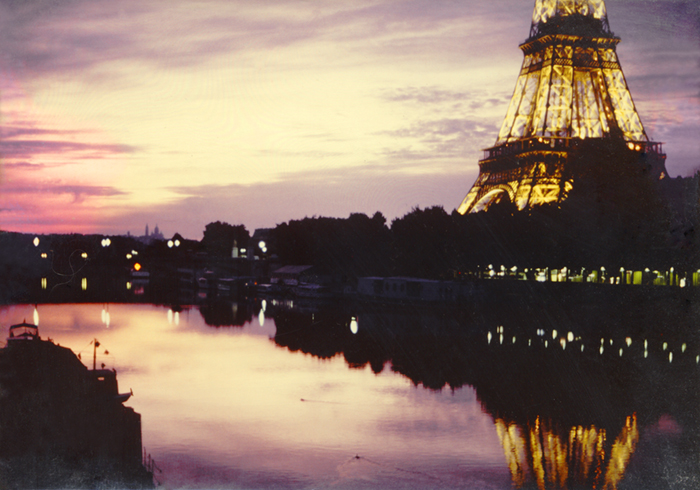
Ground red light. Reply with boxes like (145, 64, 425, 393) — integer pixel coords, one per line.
(134, 263, 142, 271)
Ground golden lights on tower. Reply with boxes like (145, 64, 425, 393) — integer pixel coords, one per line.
(532, 0, 608, 25)
(457, 0, 665, 215)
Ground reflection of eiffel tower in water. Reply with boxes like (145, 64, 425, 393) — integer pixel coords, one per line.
(458, 0, 667, 214)
(496, 415, 639, 490)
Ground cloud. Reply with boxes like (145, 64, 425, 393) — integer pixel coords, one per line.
(382, 87, 471, 105)
(0, 139, 137, 159)
(376, 116, 496, 164)
(1, 161, 46, 170)
(0, 0, 528, 84)
(4, 182, 126, 199)
(1, 126, 83, 138)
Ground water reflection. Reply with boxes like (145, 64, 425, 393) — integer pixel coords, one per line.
(0, 298, 697, 489)
(495, 415, 639, 490)
(268, 300, 700, 490)
(198, 300, 253, 327)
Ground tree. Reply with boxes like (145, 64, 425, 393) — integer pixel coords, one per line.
(202, 222, 249, 257)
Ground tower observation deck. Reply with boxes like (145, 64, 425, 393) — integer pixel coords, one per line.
(457, 0, 667, 214)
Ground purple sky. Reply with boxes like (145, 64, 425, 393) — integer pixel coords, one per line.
(0, 0, 698, 239)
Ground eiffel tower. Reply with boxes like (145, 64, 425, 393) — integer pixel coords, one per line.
(457, 0, 667, 215)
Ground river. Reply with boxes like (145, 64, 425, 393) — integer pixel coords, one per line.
(0, 295, 698, 489)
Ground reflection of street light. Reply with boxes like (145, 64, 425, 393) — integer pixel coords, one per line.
(350, 317, 358, 334)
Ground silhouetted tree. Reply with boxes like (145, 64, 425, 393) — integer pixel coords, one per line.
(202, 221, 249, 257)
(390, 206, 457, 278)
(272, 213, 391, 279)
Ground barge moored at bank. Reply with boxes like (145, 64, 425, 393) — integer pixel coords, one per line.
(0, 323, 154, 488)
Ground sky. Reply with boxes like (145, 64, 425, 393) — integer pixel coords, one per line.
(0, 0, 698, 239)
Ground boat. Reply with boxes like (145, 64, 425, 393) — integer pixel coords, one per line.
(0, 323, 154, 487)
(7, 322, 39, 342)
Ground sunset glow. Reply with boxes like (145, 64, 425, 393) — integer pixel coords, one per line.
(1, 0, 697, 238)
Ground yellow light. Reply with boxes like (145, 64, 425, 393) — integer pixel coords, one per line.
(33, 237, 40, 247)
(627, 142, 635, 150)
(81, 277, 87, 291)
(41, 253, 47, 258)
(81, 252, 88, 259)
(134, 263, 142, 271)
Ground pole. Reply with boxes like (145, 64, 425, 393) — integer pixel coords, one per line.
(93, 339, 97, 370)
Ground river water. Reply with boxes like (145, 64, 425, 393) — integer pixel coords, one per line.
(0, 295, 698, 489)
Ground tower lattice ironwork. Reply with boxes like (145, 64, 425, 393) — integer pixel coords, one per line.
(457, 0, 667, 215)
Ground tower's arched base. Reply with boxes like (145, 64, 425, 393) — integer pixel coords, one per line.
(458, 137, 666, 215)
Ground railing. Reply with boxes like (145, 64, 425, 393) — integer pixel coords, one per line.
(481, 137, 665, 162)
(143, 448, 163, 486)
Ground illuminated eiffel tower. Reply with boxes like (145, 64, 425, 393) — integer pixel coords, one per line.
(457, 0, 667, 215)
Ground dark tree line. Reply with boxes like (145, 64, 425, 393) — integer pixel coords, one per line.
(270, 170, 699, 280)
(1, 166, 697, 304)
(273, 212, 392, 278)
